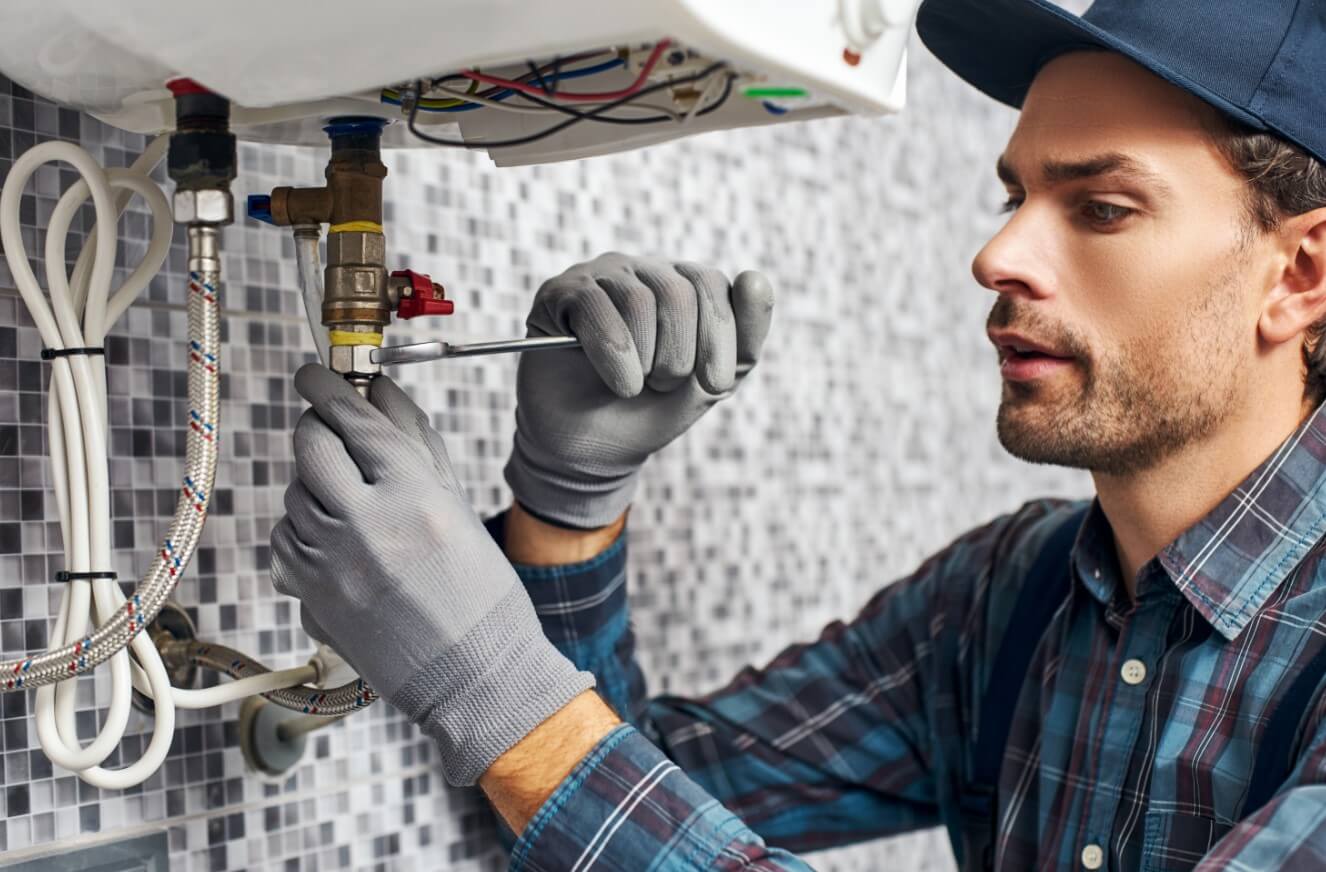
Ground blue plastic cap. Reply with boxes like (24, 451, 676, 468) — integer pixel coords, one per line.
(247, 194, 275, 225)
(322, 116, 389, 140)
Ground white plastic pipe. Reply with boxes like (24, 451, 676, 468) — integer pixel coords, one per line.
(293, 225, 330, 365)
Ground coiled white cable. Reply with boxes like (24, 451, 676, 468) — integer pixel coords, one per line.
(0, 138, 316, 788)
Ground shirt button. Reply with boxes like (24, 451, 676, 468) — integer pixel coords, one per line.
(1121, 659, 1148, 685)
(1081, 843, 1104, 869)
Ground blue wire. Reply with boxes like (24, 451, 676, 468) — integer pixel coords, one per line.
(383, 57, 628, 113)
(538, 57, 626, 83)
(761, 101, 789, 115)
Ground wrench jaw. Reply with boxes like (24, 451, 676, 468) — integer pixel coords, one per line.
(369, 341, 448, 368)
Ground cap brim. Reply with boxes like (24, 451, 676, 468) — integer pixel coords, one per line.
(915, 0, 1266, 131)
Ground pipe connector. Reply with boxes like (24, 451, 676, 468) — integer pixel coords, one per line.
(328, 344, 380, 380)
(166, 78, 236, 227)
(174, 189, 234, 225)
(186, 225, 221, 275)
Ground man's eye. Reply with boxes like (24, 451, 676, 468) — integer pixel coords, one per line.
(1082, 201, 1134, 225)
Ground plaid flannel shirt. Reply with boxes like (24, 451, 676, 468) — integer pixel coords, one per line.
(488, 404, 1326, 870)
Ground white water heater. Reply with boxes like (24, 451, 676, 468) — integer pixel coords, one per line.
(0, 0, 920, 165)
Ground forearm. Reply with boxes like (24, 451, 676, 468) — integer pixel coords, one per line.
(487, 696, 814, 872)
(483, 509, 812, 867)
(479, 689, 623, 833)
(502, 499, 627, 565)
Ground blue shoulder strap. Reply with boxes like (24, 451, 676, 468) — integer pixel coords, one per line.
(959, 505, 1087, 870)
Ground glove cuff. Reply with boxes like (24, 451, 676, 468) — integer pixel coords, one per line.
(391, 583, 596, 786)
(504, 437, 640, 529)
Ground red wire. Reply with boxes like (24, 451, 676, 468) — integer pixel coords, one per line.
(460, 39, 674, 103)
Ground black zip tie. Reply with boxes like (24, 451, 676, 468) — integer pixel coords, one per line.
(55, 570, 118, 582)
(41, 347, 106, 361)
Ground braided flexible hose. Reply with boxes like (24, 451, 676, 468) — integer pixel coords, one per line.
(2, 209, 376, 726)
(1, 250, 220, 691)
(169, 639, 378, 715)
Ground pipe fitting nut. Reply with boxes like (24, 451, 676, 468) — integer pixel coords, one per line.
(173, 189, 234, 225)
(328, 344, 381, 378)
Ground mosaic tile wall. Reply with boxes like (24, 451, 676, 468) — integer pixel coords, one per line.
(0, 35, 1091, 872)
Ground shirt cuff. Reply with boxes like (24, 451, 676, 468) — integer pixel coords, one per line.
(509, 724, 765, 871)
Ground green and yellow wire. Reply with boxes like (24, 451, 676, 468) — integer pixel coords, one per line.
(381, 79, 481, 110)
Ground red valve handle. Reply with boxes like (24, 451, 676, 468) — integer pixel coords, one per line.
(392, 269, 455, 319)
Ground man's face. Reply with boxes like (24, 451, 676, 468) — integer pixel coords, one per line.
(974, 51, 1277, 476)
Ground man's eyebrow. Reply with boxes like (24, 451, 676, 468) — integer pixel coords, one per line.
(995, 152, 1174, 198)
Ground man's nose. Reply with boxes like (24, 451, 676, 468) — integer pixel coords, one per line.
(971, 207, 1052, 300)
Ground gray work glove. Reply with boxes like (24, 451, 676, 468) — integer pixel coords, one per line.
(504, 253, 775, 528)
(270, 365, 594, 786)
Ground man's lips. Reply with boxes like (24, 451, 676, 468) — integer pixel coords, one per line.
(987, 329, 1077, 382)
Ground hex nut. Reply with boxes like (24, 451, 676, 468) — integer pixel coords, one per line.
(329, 344, 381, 377)
(173, 189, 234, 225)
(326, 230, 386, 264)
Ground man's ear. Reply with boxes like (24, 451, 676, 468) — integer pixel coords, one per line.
(1260, 207, 1326, 345)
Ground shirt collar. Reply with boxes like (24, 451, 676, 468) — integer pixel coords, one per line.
(1073, 504, 1123, 605)
(1156, 402, 1326, 640)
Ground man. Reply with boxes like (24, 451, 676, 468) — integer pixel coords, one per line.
(270, 0, 1326, 868)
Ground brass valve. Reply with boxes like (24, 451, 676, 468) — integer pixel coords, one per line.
(246, 118, 457, 390)
(248, 117, 392, 338)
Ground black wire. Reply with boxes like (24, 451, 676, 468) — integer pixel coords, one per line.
(407, 62, 728, 150)
(527, 61, 553, 95)
(549, 56, 562, 98)
(507, 70, 736, 126)
(419, 51, 606, 106)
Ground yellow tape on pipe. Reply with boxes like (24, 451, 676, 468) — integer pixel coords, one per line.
(328, 330, 383, 347)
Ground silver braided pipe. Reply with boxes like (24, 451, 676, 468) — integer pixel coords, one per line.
(1, 228, 222, 692)
(166, 639, 378, 715)
(0, 221, 380, 715)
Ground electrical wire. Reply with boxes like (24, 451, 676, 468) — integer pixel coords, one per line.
(382, 54, 626, 113)
(419, 85, 584, 116)
(398, 47, 729, 128)
(460, 40, 673, 103)
(407, 62, 729, 149)
(527, 61, 553, 96)
(683, 72, 726, 124)
(424, 80, 687, 121)
(548, 55, 563, 97)
(386, 57, 626, 113)
(487, 70, 735, 125)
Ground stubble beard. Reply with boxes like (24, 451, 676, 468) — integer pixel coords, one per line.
(992, 264, 1246, 477)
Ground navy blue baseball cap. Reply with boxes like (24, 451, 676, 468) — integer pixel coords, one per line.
(915, 0, 1326, 166)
